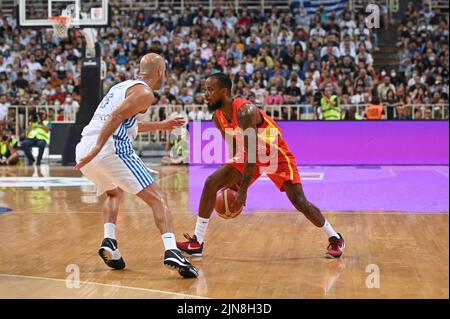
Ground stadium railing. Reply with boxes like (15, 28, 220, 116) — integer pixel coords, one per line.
(3, 103, 448, 142)
(2, 105, 76, 137)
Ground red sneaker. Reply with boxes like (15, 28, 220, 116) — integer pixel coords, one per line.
(325, 233, 345, 259)
(176, 233, 204, 257)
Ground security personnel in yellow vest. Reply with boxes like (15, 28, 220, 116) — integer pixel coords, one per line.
(0, 134, 19, 165)
(320, 85, 341, 120)
(22, 110, 50, 166)
(161, 130, 189, 165)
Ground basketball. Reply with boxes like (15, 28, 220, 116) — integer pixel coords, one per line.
(215, 188, 243, 219)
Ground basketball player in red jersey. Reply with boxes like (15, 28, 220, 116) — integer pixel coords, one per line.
(177, 73, 345, 258)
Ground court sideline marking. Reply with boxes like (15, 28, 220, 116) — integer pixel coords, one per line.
(0, 273, 209, 299)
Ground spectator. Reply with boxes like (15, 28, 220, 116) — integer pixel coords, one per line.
(420, 2, 435, 24)
(179, 87, 194, 104)
(27, 55, 42, 80)
(115, 48, 129, 65)
(354, 22, 372, 51)
(61, 95, 80, 121)
(33, 70, 47, 92)
(309, 23, 326, 42)
(414, 107, 423, 119)
(339, 11, 357, 34)
(423, 107, 433, 120)
(340, 34, 356, 58)
(268, 68, 286, 89)
(321, 42, 340, 60)
(405, 2, 420, 21)
(284, 79, 302, 104)
(237, 9, 251, 27)
(295, 7, 311, 27)
(0, 54, 6, 73)
(395, 84, 408, 105)
(49, 86, 66, 105)
(375, 0, 390, 30)
(354, 68, 373, 89)
(188, 106, 205, 121)
(13, 71, 28, 89)
(264, 87, 284, 105)
(56, 109, 65, 121)
(226, 42, 243, 62)
(0, 94, 10, 122)
(355, 43, 374, 66)
(47, 107, 56, 122)
(377, 76, 396, 100)
(383, 89, 398, 120)
(342, 106, 362, 120)
(200, 42, 213, 61)
(303, 52, 320, 73)
(396, 105, 412, 120)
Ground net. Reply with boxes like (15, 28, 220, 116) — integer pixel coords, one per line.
(49, 16, 72, 38)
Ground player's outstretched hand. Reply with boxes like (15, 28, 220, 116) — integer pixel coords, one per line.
(162, 117, 186, 130)
(74, 145, 102, 170)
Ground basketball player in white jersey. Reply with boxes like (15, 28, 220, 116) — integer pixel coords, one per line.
(75, 53, 199, 278)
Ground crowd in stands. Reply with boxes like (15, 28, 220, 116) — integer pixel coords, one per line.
(391, 1, 449, 120)
(0, 1, 449, 163)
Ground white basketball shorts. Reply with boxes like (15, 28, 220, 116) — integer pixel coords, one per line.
(75, 136, 156, 196)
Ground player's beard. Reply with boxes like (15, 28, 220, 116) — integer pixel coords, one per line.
(207, 98, 223, 112)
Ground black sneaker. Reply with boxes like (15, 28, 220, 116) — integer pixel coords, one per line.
(164, 249, 199, 279)
(98, 238, 126, 270)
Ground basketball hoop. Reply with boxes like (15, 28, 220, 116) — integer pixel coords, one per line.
(49, 16, 72, 38)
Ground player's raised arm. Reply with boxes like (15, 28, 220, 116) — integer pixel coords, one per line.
(138, 117, 186, 133)
(75, 85, 155, 170)
(233, 103, 259, 208)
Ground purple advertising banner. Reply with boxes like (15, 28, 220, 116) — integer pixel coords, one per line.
(189, 121, 449, 165)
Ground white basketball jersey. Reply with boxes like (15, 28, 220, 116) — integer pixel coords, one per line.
(81, 79, 151, 153)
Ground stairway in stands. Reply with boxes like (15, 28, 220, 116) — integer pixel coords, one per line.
(372, 23, 400, 72)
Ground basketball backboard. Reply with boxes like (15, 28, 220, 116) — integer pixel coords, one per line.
(17, 0, 110, 28)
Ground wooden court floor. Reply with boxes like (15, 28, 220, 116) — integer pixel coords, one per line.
(0, 165, 448, 299)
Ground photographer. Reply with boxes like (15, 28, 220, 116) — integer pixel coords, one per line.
(0, 134, 19, 166)
(21, 109, 50, 166)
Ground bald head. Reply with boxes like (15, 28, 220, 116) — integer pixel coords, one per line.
(139, 53, 166, 90)
(140, 53, 165, 75)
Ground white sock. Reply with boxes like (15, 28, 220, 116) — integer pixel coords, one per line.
(104, 223, 116, 240)
(194, 217, 209, 244)
(321, 219, 340, 239)
(162, 233, 177, 251)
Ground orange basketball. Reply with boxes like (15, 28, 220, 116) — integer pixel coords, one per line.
(215, 188, 243, 219)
